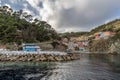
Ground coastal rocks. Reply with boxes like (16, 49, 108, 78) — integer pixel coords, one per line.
(109, 43, 120, 54)
(54, 56, 63, 61)
(0, 53, 80, 62)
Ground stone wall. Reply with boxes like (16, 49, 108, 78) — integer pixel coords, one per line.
(0, 53, 80, 62)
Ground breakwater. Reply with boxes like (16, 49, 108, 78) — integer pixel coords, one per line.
(0, 51, 80, 62)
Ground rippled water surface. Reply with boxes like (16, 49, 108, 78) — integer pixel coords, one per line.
(43, 54, 120, 80)
(0, 62, 54, 80)
(0, 54, 120, 80)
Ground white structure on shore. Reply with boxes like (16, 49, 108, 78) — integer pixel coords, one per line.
(0, 49, 67, 56)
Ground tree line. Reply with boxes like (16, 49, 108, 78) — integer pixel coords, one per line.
(0, 5, 59, 44)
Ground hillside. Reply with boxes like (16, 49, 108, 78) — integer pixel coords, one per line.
(0, 6, 59, 44)
(58, 19, 120, 53)
(89, 19, 120, 53)
(60, 19, 120, 39)
(90, 19, 120, 34)
(59, 32, 89, 38)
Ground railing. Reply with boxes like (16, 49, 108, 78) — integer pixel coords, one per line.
(0, 50, 67, 55)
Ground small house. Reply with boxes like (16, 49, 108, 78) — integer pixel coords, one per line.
(68, 42, 75, 51)
(104, 31, 116, 39)
(23, 43, 41, 52)
(94, 31, 116, 40)
(94, 32, 101, 40)
(78, 42, 85, 51)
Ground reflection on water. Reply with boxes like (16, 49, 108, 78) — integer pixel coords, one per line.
(43, 54, 120, 80)
(0, 54, 120, 80)
(0, 62, 54, 80)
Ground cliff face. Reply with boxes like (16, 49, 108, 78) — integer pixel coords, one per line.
(88, 39, 110, 52)
(87, 19, 120, 53)
(109, 40, 120, 54)
(88, 39, 120, 54)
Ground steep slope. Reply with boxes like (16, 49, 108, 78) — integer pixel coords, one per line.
(0, 6, 59, 44)
(90, 19, 120, 34)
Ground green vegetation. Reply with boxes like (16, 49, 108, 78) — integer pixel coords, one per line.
(111, 31, 120, 41)
(88, 19, 120, 52)
(60, 19, 120, 40)
(90, 19, 120, 35)
(59, 32, 89, 38)
(0, 5, 120, 50)
(0, 6, 59, 44)
(88, 39, 111, 52)
(59, 19, 120, 52)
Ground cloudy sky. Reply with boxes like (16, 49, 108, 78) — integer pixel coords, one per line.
(0, 0, 120, 33)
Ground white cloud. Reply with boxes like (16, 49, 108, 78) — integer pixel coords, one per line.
(2, 0, 120, 33)
(41, 0, 120, 32)
(25, 0, 43, 19)
(22, 8, 34, 15)
(0, 0, 1, 6)
(5, 4, 11, 8)
(9, 0, 18, 4)
(26, 0, 40, 7)
(26, 0, 42, 12)
(23, 3, 28, 8)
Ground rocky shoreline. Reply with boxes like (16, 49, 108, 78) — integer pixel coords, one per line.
(0, 53, 80, 62)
